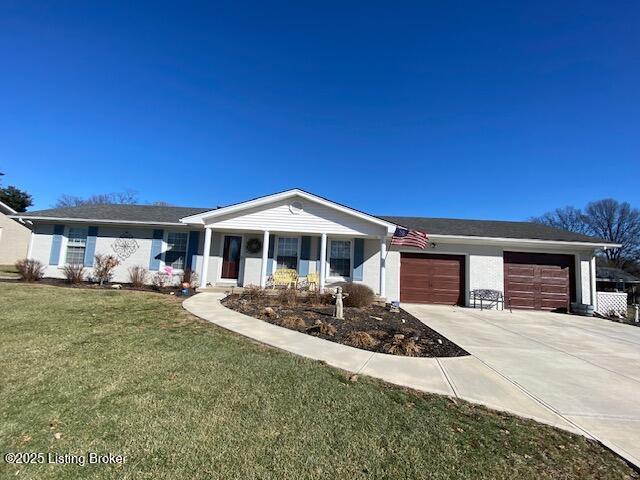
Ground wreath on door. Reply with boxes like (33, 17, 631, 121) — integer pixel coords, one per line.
(246, 238, 262, 254)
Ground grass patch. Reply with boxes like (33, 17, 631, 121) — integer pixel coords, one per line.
(0, 264, 18, 274)
(0, 284, 636, 479)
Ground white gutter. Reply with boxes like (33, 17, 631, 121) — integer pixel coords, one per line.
(9, 216, 189, 227)
(425, 233, 621, 249)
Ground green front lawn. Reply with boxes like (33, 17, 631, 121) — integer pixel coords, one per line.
(0, 284, 635, 479)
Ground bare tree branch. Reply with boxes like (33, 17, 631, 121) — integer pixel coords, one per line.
(532, 199, 640, 268)
(530, 206, 589, 235)
(54, 190, 139, 208)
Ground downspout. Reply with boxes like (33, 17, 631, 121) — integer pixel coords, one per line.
(26, 227, 35, 260)
(590, 252, 597, 311)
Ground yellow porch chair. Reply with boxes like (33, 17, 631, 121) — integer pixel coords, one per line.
(304, 272, 320, 291)
(271, 269, 298, 289)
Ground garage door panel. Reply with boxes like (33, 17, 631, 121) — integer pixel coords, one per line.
(507, 265, 536, 277)
(504, 252, 574, 312)
(541, 298, 570, 310)
(400, 254, 465, 305)
(540, 268, 567, 278)
(541, 284, 569, 294)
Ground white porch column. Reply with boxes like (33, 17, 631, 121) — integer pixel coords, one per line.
(201, 227, 212, 288)
(319, 233, 327, 292)
(590, 253, 597, 310)
(379, 236, 386, 298)
(260, 230, 270, 288)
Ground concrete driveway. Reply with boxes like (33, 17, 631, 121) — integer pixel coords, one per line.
(403, 303, 640, 468)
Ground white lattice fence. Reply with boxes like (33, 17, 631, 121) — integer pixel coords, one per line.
(596, 292, 628, 316)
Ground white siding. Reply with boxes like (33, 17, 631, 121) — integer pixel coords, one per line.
(30, 223, 199, 284)
(31, 223, 57, 277)
(207, 196, 388, 236)
(360, 238, 381, 294)
(385, 250, 401, 303)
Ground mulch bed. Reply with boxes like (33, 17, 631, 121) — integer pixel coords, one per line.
(222, 293, 469, 358)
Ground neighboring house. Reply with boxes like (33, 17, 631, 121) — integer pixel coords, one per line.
(0, 200, 31, 265)
(13, 189, 619, 311)
(597, 266, 639, 304)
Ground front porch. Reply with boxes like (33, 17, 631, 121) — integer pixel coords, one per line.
(195, 229, 388, 297)
(178, 189, 398, 298)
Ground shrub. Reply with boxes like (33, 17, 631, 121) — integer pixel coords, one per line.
(280, 316, 307, 331)
(277, 288, 299, 306)
(180, 268, 199, 288)
(367, 329, 388, 340)
(315, 320, 337, 336)
(382, 335, 423, 357)
(63, 263, 85, 284)
(93, 254, 120, 285)
(345, 331, 379, 349)
(152, 271, 169, 290)
(243, 285, 267, 301)
(15, 259, 45, 282)
(342, 283, 375, 308)
(128, 266, 148, 288)
(304, 291, 333, 306)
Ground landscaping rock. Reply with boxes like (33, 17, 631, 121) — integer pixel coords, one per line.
(262, 307, 278, 318)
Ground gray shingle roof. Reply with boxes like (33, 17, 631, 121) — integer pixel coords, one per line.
(596, 267, 640, 283)
(17, 203, 612, 244)
(17, 204, 213, 224)
(379, 216, 611, 244)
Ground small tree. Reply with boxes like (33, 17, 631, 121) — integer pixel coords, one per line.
(0, 185, 33, 212)
(93, 254, 120, 285)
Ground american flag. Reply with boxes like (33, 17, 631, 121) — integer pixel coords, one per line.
(391, 227, 429, 249)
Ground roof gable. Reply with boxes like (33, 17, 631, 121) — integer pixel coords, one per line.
(180, 189, 397, 233)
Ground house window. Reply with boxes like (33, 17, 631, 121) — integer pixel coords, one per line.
(276, 237, 298, 270)
(165, 232, 188, 270)
(329, 240, 351, 278)
(65, 227, 88, 264)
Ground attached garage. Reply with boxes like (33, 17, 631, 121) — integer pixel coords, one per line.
(400, 253, 465, 305)
(504, 251, 575, 311)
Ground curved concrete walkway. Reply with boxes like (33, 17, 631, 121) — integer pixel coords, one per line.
(183, 293, 638, 468)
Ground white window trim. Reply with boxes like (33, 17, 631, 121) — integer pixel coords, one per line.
(160, 230, 189, 273)
(326, 238, 354, 282)
(58, 225, 89, 268)
(274, 235, 301, 272)
(216, 233, 245, 284)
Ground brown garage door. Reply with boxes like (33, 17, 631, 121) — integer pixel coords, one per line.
(400, 253, 465, 305)
(504, 252, 575, 311)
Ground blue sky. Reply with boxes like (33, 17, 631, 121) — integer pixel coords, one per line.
(0, 1, 638, 218)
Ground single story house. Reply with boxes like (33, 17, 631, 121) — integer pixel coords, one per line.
(0, 200, 31, 265)
(14, 189, 619, 311)
(597, 266, 639, 305)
